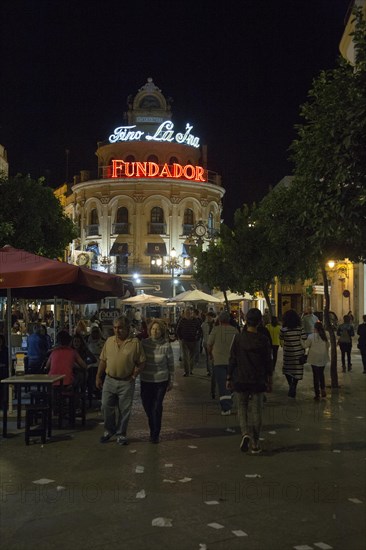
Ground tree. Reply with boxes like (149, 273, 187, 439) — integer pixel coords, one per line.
(194, 225, 239, 311)
(225, 191, 317, 317)
(290, 7, 366, 387)
(0, 174, 76, 258)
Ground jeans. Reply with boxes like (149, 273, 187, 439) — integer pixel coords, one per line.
(237, 391, 264, 443)
(101, 375, 135, 436)
(285, 374, 298, 397)
(214, 365, 233, 412)
(140, 380, 168, 439)
(181, 341, 196, 374)
(311, 365, 325, 396)
(339, 343, 352, 369)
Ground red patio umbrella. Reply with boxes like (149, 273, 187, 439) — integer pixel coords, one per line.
(0, 245, 134, 302)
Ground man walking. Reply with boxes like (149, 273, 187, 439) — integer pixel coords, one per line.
(176, 308, 202, 376)
(208, 311, 238, 415)
(227, 308, 272, 454)
(96, 316, 145, 445)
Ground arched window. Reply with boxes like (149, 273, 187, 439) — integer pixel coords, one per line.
(147, 154, 159, 164)
(125, 155, 135, 162)
(169, 156, 179, 165)
(90, 208, 99, 225)
(114, 207, 129, 234)
(184, 208, 194, 225)
(182, 208, 194, 236)
(149, 207, 165, 234)
(87, 208, 99, 236)
(208, 212, 214, 237)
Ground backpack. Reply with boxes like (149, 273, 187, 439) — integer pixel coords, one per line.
(339, 326, 351, 344)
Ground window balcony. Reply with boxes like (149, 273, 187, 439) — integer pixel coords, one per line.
(148, 222, 167, 235)
(182, 224, 194, 236)
(112, 222, 130, 234)
(86, 224, 100, 237)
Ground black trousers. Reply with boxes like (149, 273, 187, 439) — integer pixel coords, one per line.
(140, 380, 168, 440)
(339, 343, 352, 369)
(311, 365, 325, 396)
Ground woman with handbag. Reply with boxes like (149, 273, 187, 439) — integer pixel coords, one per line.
(280, 309, 307, 398)
(304, 321, 330, 400)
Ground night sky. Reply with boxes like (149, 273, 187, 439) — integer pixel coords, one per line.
(0, 0, 351, 225)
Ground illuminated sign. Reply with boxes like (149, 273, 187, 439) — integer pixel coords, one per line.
(111, 160, 206, 182)
(109, 121, 200, 148)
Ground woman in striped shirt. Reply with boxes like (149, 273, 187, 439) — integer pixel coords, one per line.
(141, 319, 174, 443)
(280, 309, 307, 398)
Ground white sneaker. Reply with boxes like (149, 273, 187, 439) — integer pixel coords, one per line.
(221, 410, 231, 416)
(116, 436, 128, 446)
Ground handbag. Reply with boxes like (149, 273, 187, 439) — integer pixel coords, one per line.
(299, 354, 307, 365)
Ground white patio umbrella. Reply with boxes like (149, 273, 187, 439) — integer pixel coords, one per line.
(121, 293, 169, 306)
(213, 291, 253, 302)
(173, 289, 221, 303)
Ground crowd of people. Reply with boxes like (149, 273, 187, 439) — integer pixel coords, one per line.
(1, 303, 365, 455)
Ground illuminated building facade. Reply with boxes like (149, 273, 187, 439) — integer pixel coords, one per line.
(63, 78, 225, 297)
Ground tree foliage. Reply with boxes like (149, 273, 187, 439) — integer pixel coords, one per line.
(0, 174, 76, 258)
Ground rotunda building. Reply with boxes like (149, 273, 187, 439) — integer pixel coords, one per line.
(63, 78, 225, 298)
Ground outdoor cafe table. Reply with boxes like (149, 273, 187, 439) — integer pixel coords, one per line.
(1, 374, 65, 438)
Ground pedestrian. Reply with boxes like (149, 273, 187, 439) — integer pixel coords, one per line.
(304, 321, 330, 400)
(140, 319, 174, 443)
(265, 316, 281, 370)
(201, 311, 216, 375)
(96, 316, 146, 445)
(301, 307, 319, 336)
(337, 314, 355, 372)
(208, 311, 238, 416)
(176, 308, 202, 376)
(357, 315, 366, 373)
(280, 309, 307, 398)
(226, 308, 272, 454)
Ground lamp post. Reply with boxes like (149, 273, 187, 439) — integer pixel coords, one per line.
(167, 248, 191, 324)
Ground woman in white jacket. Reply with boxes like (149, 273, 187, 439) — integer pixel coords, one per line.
(305, 321, 330, 400)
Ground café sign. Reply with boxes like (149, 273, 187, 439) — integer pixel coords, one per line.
(111, 160, 206, 182)
(109, 120, 200, 148)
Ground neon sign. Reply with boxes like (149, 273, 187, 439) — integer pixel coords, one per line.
(111, 160, 206, 182)
(109, 121, 200, 148)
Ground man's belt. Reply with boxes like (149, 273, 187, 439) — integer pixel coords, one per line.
(107, 373, 131, 381)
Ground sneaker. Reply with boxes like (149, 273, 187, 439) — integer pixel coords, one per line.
(314, 395, 320, 400)
(183, 373, 189, 377)
(100, 431, 115, 443)
(240, 434, 251, 452)
(321, 390, 326, 398)
(251, 441, 262, 454)
(116, 436, 128, 446)
(221, 409, 231, 416)
(150, 437, 159, 444)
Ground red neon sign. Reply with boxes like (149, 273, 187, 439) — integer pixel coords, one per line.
(111, 160, 206, 182)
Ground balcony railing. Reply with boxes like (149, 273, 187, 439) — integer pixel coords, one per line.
(182, 224, 194, 236)
(112, 222, 130, 234)
(86, 224, 100, 237)
(148, 222, 167, 235)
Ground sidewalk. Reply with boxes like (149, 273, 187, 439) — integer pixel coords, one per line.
(0, 343, 365, 550)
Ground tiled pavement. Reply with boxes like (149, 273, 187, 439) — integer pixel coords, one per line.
(0, 343, 365, 550)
